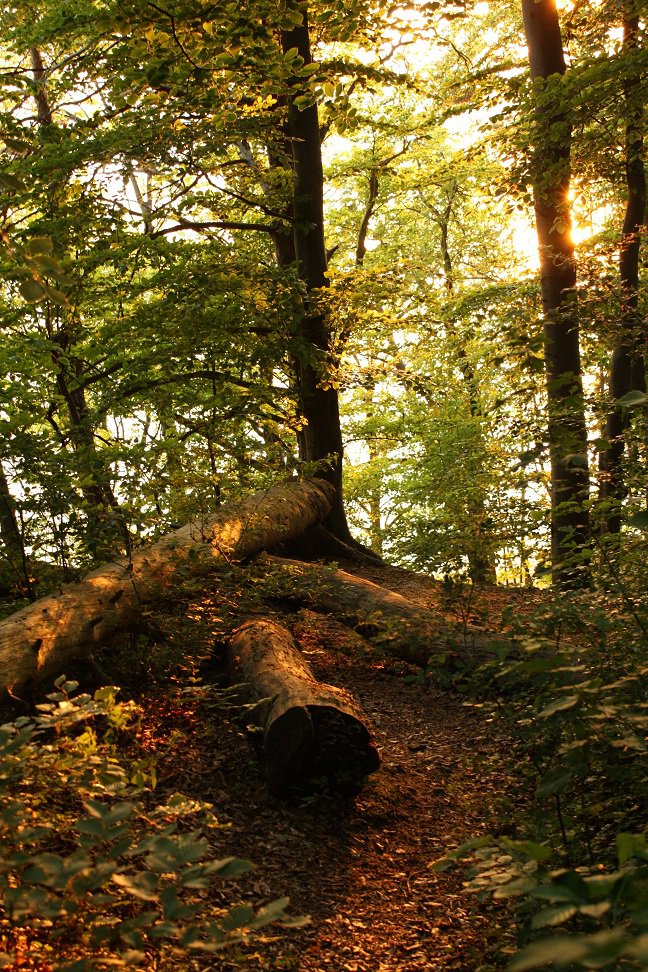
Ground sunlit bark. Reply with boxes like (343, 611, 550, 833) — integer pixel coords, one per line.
(0, 479, 334, 698)
(229, 618, 379, 793)
(521, 0, 591, 587)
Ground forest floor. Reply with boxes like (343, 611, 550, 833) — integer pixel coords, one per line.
(124, 561, 542, 972)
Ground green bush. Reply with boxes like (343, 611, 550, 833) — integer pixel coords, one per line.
(0, 678, 301, 971)
(434, 579, 648, 969)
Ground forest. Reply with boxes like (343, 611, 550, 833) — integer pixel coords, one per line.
(0, 0, 647, 969)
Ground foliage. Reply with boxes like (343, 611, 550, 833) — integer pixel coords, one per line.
(0, 677, 300, 970)
(1, 0, 647, 965)
(0, 0, 644, 580)
(433, 560, 648, 968)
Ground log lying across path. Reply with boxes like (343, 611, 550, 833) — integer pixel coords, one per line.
(229, 619, 380, 794)
(259, 555, 501, 667)
(0, 479, 334, 697)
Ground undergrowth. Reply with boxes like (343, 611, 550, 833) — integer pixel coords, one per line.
(434, 545, 648, 970)
(0, 677, 303, 972)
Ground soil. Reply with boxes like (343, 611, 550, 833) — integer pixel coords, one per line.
(134, 561, 525, 972)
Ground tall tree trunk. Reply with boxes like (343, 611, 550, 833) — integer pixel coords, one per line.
(30, 47, 53, 126)
(521, 0, 591, 587)
(354, 171, 384, 556)
(279, 11, 354, 543)
(599, 4, 646, 535)
(0, 462, 34, 598)
(51, 344, 131, 558)
(355, 169, 379, 267)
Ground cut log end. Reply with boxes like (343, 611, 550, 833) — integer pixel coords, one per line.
(229, 618, 380, 795)
(265, 702, 380, 795)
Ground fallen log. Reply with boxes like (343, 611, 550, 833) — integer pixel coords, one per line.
(229, 618, 380, 794)
(258, 555, 504, 667)
(0, 479, 334, 698)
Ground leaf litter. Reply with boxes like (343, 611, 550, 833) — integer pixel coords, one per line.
(130, 561, 521, 971)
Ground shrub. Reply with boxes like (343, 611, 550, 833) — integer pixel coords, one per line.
(434, 578, 648, 969)
(0, 678, 300, 971)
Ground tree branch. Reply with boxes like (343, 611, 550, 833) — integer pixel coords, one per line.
(150, 217, 276, 238)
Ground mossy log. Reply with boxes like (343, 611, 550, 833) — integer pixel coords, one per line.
(229, 618, 380, 794)
(0, 479, 334, 698)
(258, 555, 501, 666)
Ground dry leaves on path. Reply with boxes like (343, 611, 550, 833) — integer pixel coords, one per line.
(137, 562, 521, 971)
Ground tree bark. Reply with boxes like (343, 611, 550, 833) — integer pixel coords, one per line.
(280, 12, 354, 544)
(51, 346, 132, 558)
(229, 618, 380, 794)
(599, 4, 647, 534)
(0, 479, 334, 698)
(258, 554, 497, 666)
(521, 0, 591, 587)
(0, 462, 33, 598)
(30, 47, 53, 127)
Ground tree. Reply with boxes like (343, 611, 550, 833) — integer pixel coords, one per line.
(275, 9, 357, 544)
(599, 1, 647, 535)
(521, 0, 591, 586)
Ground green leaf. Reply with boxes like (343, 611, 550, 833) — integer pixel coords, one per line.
(508, 936, 590, 970)
(0, 172, 25, 191)
(178, 865, 211, 890)
(248, 896, 291, 929)
(113, 872, 159, 901)
(76, 818, 104, 836)
(160, 885, 193, 921)
(282, 7, 305, 26)
(503, 839, 553, 863)
(3, 137, 31, 153)
(211, 856, 254, 877)
(530, 872, 589, 905)
(578, 901, 610, 919)
(617, 832, 646, 866)
(627, 510, 648, 530)
(26, 236, 54, 257)
(537, 695, 579, 718)
(44, 284, 68, 306)
(536, 765, 573, 798)
(30, 253, 68, 278)
(19, 278, 46, 302)
(220, 903, 254, 931)
(429, 836, 494, 871)
(531, 904, 577, 928)
(293, 94, 313, 111)
(617, 390, 646, 406)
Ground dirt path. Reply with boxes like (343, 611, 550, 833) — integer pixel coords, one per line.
(139, 564, 517, 971)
